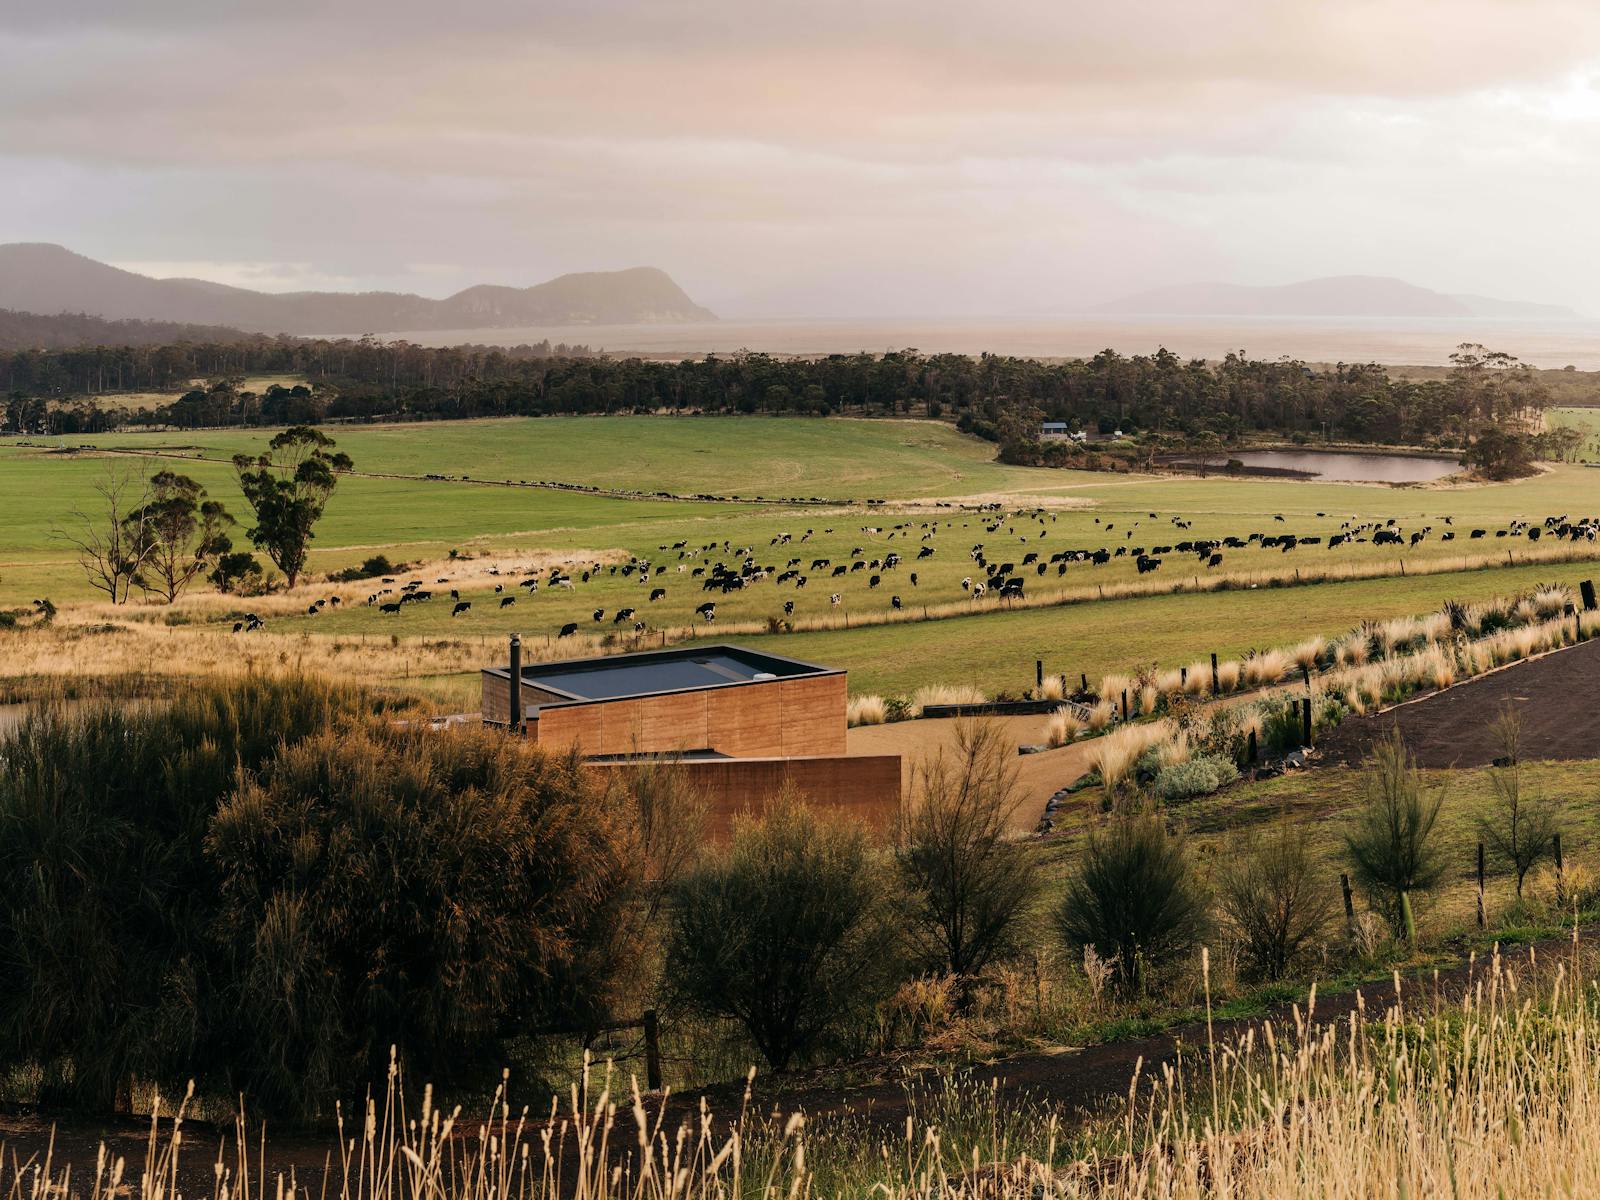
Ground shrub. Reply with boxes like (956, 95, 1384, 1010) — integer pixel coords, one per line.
(332, 553, 398, 583)
(602, 756, 707, 917)
(1152, 754, 1238, 802)
(206, 721, 634, 1120)
(895, 721, 1038, 977)
(210, 550, 264, 594)
(0, 675, 368, 1111)
(1216, 822, 1334, 980)
(1055, 814, 1210, 991)
(665, 800, 901, 1069)
(1345, 730, 1444, 942)
(1477, 706, 1558, 899)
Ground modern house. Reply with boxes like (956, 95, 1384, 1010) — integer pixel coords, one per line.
(482, 642, 902, 832)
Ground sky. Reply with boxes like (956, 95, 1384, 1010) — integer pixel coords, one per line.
(3, 0, 1600, 317)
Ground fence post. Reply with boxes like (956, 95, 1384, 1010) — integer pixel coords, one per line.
(1036, 659, 1043, 690)
(1302, 697, 1313, 747)
(1340, 873, 1356, 936)
(1080, 672, 1088, 693)
(1247, 728, 1257, 766)
(1180, 666, 1188, 688)
(643, 1009, 662, 1091)
(1581, 579, 1597, 611)
(1121, 689, 1129, 720)
(1211, 652, 1219, 693)
(1476, 842, 1486, 929)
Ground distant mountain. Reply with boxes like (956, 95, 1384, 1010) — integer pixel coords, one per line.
(1096, 275, 1580, 320)
(0, 244, 715, 335)
(0, 308, 265, 351)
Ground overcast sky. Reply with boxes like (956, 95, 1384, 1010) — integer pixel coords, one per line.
(4, 0, 1600, 316)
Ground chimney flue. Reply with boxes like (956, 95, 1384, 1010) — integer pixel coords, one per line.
(508, 633, 523, 732)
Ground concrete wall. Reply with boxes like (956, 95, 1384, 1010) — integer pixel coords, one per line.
(526, 673, 848, 758)
(588, 752, 903, 839)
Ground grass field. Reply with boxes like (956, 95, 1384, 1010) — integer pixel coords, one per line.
(29, 415, 1051, 500)
(7, 415, 1600, 699)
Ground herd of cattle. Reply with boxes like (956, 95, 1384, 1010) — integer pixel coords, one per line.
(233, 507, 1600, 636)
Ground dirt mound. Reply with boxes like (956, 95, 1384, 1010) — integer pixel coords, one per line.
(1317, 637, 1600, 769)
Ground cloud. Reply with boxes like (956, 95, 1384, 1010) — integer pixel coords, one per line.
(3, 1, 1600, 314)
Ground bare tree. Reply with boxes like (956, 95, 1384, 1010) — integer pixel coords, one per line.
(1477, 705, 1558, 899)
(603, 752, 708, 919)
(55, 468, 155, 604)
(895, 719, 1038, 977)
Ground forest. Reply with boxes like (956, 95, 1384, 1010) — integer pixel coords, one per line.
(2, 337, 1555, 452)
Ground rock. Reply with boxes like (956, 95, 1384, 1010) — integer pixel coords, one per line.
(1254, 763, 1284, 780)
(1017, 743, 1047, 755)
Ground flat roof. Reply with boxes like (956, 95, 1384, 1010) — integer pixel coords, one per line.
(486, 643, 839, 705)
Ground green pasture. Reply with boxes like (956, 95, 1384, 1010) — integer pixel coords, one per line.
(708, 556, 1600, 694)
(25, 415, 1052, 501)
(1548, 406, 1600, 457)
(8, 417, 1600, 695)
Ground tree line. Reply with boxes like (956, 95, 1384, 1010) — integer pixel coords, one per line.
(2, 339, 1558, 451)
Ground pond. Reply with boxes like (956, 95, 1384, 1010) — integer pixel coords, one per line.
(1181, 449, 1460, 483)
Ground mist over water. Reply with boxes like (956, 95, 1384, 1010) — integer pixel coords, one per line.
(1185, 450, 1461, 483)
(388, 315, 1600, 368)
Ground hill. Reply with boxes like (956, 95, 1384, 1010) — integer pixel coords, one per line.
(0, 308, 267, 351)
(1097, 274, 1579, 320)
(0, 244, 715, 335)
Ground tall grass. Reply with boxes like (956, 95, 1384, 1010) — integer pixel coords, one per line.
(907, 683, 987, 716)
(25, 946, 1598, 1200)
(1087, 720, 1174, 792)
(846, 694, 888, 726)
(1045, 706, 1085, 748)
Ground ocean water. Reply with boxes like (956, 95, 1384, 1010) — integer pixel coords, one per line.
(384, 314, 1600, 369)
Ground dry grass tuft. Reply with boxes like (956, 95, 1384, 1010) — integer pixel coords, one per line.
(846, 694, 888, 726)
(907, 682, 987, 717)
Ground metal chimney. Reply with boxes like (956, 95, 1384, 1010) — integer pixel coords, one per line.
(508, 633, 522, 732)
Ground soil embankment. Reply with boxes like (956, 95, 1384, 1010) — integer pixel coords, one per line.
(1318, 636, 1600, 768)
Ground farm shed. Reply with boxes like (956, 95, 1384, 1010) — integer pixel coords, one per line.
(483, 643, 902, 832)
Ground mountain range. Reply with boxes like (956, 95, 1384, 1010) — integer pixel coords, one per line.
(0, 244, 714, 335)
(1096, 275, 1579, 320)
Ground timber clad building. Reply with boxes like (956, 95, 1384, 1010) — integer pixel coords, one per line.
(483, 644, 902, 832)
